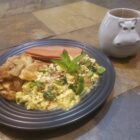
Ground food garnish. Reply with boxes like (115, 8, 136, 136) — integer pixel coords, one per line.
(52, 50, 85, 74)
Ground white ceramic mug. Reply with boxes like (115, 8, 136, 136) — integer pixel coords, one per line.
(99, 8, 140, 58)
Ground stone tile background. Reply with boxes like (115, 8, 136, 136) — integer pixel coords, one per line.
(33, 1, 107, 34)
(88, 0, 140, 10)
(0, 0, 41, 17)
(0, 0, 140, 18)
(0, 0, 81, 18)
(0, 14, 54, 49)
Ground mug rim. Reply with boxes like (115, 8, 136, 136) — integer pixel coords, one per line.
(108, 8, 140, 19)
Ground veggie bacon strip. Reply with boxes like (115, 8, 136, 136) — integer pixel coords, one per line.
(25, 46, 82, 61)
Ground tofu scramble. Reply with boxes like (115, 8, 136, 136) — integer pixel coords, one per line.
(0, 50, 105, 111)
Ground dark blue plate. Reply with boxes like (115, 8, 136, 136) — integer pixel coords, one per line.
(0, 39, 115, 130)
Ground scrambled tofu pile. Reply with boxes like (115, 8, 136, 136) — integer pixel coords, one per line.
(0, 51, 105, 111)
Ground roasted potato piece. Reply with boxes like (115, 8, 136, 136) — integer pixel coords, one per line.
(0, 90, 16, 100)
(0, 77, 24, 100)
(0, 54, 33, 80)
(19, 61, 46, 81)
(8, 54, 33, 76)
(0, 54, 46, 100)
(0, 83, 3, 90)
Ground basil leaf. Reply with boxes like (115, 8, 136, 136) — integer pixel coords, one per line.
(73, 51, 85, 63)
(52, 59, 67, 70)
(61, 50, 71, 64)
(52, 50, 84, 74)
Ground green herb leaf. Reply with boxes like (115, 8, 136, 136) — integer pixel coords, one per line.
(76, 76, 84, 94)
(97, 66, 106, 75)
(35, 81, 44, 88)
(52, 50, 84, 74)
(69, 76, 84, 94)
(52, 59, 67, 70)
(73, 51, 85, 63)
(55, 76, 67, 85)
(43, 91, 55, 101)
(61, 50, 71, 64)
